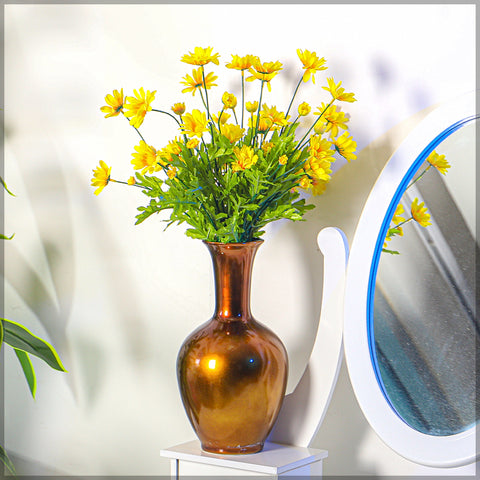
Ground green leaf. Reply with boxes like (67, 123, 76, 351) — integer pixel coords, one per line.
(1, 319, 67, 372)
(1, 233, 15, 241)
(0, 320, 3, 351)
(382, 248, 400, 255)
(0, 177, 15, 196)
(14, 349, 36, 398)
(0, 445, 17, 476)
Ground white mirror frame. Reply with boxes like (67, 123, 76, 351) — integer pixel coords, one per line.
(343, 90, 478, 467)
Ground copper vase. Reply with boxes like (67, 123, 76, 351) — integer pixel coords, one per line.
(177, 240, 288, 454)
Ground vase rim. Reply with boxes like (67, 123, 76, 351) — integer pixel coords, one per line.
(203, 239, 264, 246)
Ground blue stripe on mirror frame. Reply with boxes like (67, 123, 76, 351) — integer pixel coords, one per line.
(366, 114, 479, 425)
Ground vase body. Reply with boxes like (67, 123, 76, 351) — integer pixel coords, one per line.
(177, 240, 288, 454)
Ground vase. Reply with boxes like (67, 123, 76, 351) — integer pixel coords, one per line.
(176, 240, 288, 454)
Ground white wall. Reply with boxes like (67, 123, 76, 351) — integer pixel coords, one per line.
(3, 4, 476, 476)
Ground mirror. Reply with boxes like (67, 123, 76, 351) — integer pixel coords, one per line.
(343, 90, 478, 467)
(371, 119, 478, 436)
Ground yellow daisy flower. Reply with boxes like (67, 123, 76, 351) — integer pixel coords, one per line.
(171, 102, 186, 115)
(312, 178, 329, 196)
(220, 124, 245, 143)
(91, 160, 112, 195)
(181, 109, 209, 138)
(181, 46, 220, 66)
(124, 88, 156, 128)
(298, 102, 311, 116)
(222, 92, 237, 110)
(315, 103, 349, 139)
(261, 104, 290, 128)
(181, 68, 218, 96)
(308, 136, 335, 162)
(333, 131, 357, 161)
(231, 145, 258, 172)
(131, 141, 158, 174)
(246, 101, 259, 113)
(246, 58, 283, 91)
(278, 155, 288, 165)
(262, 142, 274, 154)
(127, 176, 136, 185)
(100, 89, 124, 118)
(427, 150, 450, 175)
(167, 166, 178, 179)
(186, 138, 200, 149)
(322, 77, 356, 103)
(411, 198, 431, 227)
(248, 115, 273, 134)
(225, 54, 257, 71)
(296, 49, 327, 83)
(212, 111, 231, 125)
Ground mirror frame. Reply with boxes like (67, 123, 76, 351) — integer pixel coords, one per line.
(343, 90, 478, 467)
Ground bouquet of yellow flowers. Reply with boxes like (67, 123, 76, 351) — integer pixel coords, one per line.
(92, 47, 357, 243)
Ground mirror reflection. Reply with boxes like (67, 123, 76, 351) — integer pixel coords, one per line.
(372, 120, 478, 436)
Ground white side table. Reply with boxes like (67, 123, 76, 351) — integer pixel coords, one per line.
(161, 440, 328, 478)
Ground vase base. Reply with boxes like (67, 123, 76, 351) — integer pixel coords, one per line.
(201, 442, 264, 455)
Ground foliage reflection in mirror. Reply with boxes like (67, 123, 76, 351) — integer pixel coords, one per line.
(370, 118, 478, 436)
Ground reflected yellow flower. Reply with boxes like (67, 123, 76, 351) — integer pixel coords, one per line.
(392, 204, 405, 225)
(100, 89, 124, 118)
(91, 160, 111, 195)
(427, 150, 450, 175)
(296, 49, 327, 83)
(411, 198, 431, 227)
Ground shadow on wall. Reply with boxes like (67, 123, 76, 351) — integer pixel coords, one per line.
(4, 135, 153, 411)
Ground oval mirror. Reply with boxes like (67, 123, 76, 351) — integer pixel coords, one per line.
(344, 90, 478, 467)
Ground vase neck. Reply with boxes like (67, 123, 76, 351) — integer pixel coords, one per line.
(205, 240, 263, 322)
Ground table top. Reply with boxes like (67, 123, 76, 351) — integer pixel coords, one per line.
(161, 440, 328, 474)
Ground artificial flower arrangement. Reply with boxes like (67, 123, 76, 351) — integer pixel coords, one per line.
(383, 150, 450, 254)
(92, 47, 357, 243)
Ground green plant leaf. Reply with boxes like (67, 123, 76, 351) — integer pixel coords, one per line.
(14, 349, 36, 398)
(1, 319, 67, 372)
(0, 177, 15, 196)
(0, 320, 3, 350)
(1, 233, 15, 241)
(0, 445, 17, 476)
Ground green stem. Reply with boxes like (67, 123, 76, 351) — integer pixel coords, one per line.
(295, 99, 334, 152)
(284, 76, 303, 119)
(110, 178, 151, 190)
(123, 114, 146, 142)
(252, 81, 265, 147)
(151, 109, 182, 126)
(407, 165, 431, 189)
(241, 71, 245, 129)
